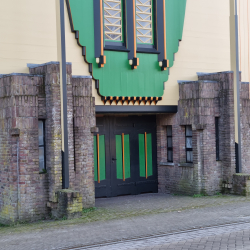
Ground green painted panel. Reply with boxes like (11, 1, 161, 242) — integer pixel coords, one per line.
(94, 136, 97, 182)
(68, 0, 186, 97)
(166, 0, 187, 67)
(116, 135, 123, 179)
(116, 134, 131, 180)
(124, 134, 131, 179)
(68, 0, 95, 64)
(146, 133, 153, 177)
(95, 52, 166, 97)
(139, 134, 146, 177)
(99, 135, 106, 181)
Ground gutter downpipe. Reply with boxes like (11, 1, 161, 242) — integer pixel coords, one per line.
(234, 0, 242, 173)
(58, 0, 69, 189)
(230, 0, 242, 173)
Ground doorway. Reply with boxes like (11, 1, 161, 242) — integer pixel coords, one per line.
(94, 115, 158, 197)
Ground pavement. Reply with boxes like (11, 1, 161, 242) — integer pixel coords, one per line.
(1, 194, 250, 250)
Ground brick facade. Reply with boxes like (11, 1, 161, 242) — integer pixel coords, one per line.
(0, 62, 95, 224)
(1, 64, 250, 223)
(157, 72, 250, 195)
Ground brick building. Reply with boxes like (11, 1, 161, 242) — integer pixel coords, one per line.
(1, 0, 250, 223)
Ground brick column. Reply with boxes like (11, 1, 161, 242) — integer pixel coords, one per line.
(29, 62, 74, 202)
(72, 76, 95, 208)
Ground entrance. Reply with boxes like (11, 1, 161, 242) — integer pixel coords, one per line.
(94, 115, 158, 198)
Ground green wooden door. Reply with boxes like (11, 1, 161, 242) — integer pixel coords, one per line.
(95, 115, 157, 197)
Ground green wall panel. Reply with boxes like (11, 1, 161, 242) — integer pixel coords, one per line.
(139, 133, 153, 178)
(68, 0, 186, 97)
(146, 133, 153, 177)
(116, 134, 131, 180)
(166, 0, 187, 67)
(116, 135, 123, 179)
(68, 0, 95, 64)
(99, 135, 106, 181)
(139, 134, 146, 177)
(124, 134, 131, 179)
(94, 135, 106, 182)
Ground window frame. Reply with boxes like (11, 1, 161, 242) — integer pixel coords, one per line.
(136, 0, 158, 54)
(185, 125, 193, 163)
(39, 120, 46, 173)
(167, 125, 173, 163)
(104, 0, 128, 51)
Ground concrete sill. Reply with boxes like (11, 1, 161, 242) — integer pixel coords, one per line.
(178, 163, 193, 168)
(160, 162, 175, 166)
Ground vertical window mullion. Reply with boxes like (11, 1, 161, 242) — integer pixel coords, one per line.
(215, 117, 219, 161)
(185, 125, 193, 163)
(167, 125, 173, 162)
(39, 120, 46, 172)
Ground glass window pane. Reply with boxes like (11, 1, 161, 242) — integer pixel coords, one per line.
(39, 121, 44, 146)
(167, 126, 172, 136)
(167, 137, 172, 148)
(168, 150, 173, 162)
(186, 125, 192, 136)
(39, 147, 45, 172)
(104, 0, 123, 41)
(186, 137, 192, 149)
(187, 151, 193, 163)
(136, 0, 153, 44)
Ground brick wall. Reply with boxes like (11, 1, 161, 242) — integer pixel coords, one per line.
(0, 74, 49, 224)
(72, 76, 95, 208)
(0, 62, 95, 224)
(29, 62, 75, 203)
(157, 72, 250, 195)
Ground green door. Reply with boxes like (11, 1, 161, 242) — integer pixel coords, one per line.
(94, 115, 157, 197)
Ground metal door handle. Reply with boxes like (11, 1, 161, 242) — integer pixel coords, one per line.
(112, 158, 117, 161)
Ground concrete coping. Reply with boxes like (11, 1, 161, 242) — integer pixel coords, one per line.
(27, 61, 72, 69)
(72, 75, 92, 79)
(178, 163, 193, 168)
(233, 173, 250, 176)
(178, 80, 218, 85)
(57, 189, 80, 193)
(177, 80, 195, 84)
(196, 71, 234, 76)
(0, 73, 43, 79)
(160, 162, 175, 166)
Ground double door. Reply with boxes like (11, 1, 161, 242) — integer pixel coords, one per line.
(94, 115, 157, 197)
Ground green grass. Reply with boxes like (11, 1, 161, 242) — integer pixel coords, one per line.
(82, 207, 96, 214)
(192, 194, 206, 198)
(0, 223, 8, 228)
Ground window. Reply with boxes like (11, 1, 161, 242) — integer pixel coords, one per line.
(104, 0, 123, 43)
(215, 117, 219, 161)
(185, 125, 193, 163)
(39, 120, 45, 172)
(136, 0, 154, 47)
(167, 126, 173, 162)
